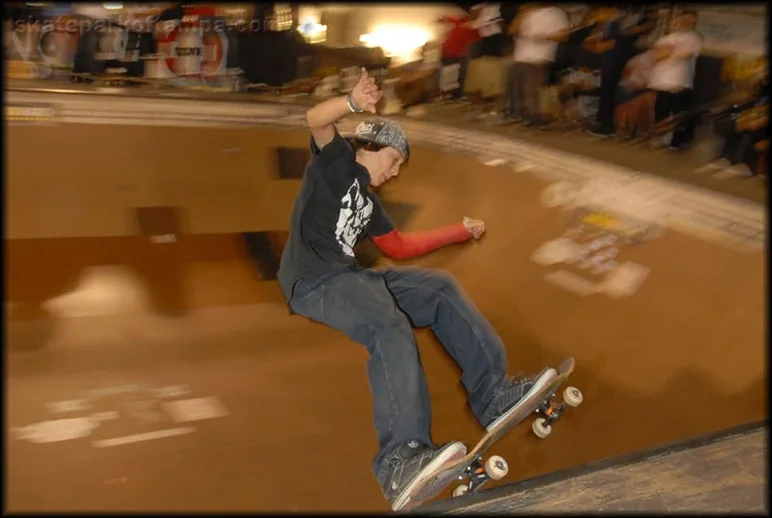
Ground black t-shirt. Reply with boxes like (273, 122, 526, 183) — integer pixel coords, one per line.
(277, 128, 395, 303)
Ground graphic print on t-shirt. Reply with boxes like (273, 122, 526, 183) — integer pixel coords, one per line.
(335, 179, 373, 256)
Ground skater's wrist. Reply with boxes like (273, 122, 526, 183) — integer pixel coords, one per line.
(307, 96, 357, 129)
(454, 221, 476, 240)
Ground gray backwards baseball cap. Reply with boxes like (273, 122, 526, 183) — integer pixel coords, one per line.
(350, 118, 410, 160)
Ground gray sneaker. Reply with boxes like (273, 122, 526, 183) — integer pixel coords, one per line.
(481, 367, 557, 431)
(380, 440, 467, 511)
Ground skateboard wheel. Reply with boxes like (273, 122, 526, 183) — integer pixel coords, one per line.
(563, 386, 583, 407)
(452, 484, 469, 497)
(532, 417, 552, 438)
(485, 455, 508, 480)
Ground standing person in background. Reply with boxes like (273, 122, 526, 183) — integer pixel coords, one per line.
(621, 3, 659, 50)
(585, 4, 641, 137)
(71, 3, 112, 76)
(562, 7, 602, 72)
(465, 5, 483, 63)
(463, 2, 508, 119)
(696, 71, 769, 177)
(437, 12, 480, 100)
(613, 48, 657, 140)
(646, 10, 704, 151)
(507, 3, 570, 128)
(502, 5, 528, 122)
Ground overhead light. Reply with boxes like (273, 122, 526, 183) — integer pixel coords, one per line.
(359, 25, 430, 64)
(103, 3, 124, 9)
(298, 16, 327, 41)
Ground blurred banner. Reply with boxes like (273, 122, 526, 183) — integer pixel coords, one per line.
(4, 4, 235, 84)
(4, 8, 79, 79)
(149, 6, 229, 80)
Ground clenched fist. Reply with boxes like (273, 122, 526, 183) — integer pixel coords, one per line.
(463, 217, 486, 239)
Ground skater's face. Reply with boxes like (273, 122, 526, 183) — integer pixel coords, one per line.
(357, 146, 406, 187)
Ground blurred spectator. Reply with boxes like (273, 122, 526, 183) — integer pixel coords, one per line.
(71, 3, 114, 76)
(585, 5, 643, 137)
(622, 4, 658, 49)
(437, 12, 479, 99)
(547, 8, 601, 127)
(506, 3, 569, 127)
(70, 8, 97, 76)
(562, 7, 603, 73)
(464, 3, 508, 116)
(613, 49, 657, 139)
(697, 72, 769, 177)
(647, 10, 704, 151)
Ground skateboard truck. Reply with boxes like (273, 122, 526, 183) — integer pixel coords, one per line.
(451, 454, 509, 497)
(532, 385, 584, 438)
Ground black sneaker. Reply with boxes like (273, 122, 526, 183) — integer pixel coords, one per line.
(380, 440, 467, 511)
(480, 367, 557, 431)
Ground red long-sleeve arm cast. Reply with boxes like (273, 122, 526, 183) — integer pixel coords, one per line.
(370, 222, 472, 260)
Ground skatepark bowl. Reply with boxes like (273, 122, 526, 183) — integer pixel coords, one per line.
(5, 89, 767, 513)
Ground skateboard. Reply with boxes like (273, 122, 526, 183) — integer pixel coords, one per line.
(401, 357, 581, 510)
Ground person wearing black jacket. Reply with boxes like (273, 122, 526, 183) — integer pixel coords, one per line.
(586, 4, 656, 137)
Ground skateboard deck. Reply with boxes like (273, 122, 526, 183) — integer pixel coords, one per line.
(399, 356, 578, 511)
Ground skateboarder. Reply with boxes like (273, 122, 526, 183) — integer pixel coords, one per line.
(277, 67, 556, 510)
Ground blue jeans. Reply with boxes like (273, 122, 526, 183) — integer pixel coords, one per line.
(288, 266, 507, 481)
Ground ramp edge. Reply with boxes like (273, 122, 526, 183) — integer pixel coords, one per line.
(412, 419, 769, 514)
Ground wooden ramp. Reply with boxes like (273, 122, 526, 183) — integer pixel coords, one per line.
(413, 421, 768, 514)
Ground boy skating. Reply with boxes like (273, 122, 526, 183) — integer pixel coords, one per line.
(277, 68, 556, 510)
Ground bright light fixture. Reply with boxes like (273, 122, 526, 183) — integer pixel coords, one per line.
(359, 25, 430, 64)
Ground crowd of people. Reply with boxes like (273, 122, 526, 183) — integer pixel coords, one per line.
(3, 2, 767, 178)
(431, 3, 768, 178)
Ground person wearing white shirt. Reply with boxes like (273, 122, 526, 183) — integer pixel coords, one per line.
(508, 3, 569, 127)
(647, 11, 704, 150)
(464, 3, 509, 113)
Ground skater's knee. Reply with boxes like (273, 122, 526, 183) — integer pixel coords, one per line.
(423, 269, 463, 296)
(352, 311, 414, 348)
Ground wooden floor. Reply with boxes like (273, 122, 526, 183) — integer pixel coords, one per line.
(416, 422, 768, 514)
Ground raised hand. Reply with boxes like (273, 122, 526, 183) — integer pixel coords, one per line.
(350, 68, 382, 114)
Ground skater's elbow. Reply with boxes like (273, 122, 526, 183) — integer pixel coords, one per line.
(372, 232, 416, 260)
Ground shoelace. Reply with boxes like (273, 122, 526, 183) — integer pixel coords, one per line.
(497, 374, 537, 410)
(388, 447, 422, 468)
